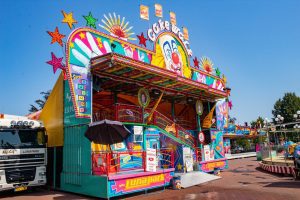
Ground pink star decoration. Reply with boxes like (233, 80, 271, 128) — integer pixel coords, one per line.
(193, 57, 199, 68)
(137, 32, 147, 47)
(228, 101, 233, 110)
(46, 52, 65, 74)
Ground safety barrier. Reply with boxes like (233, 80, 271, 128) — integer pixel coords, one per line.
(93, 103, 196, 147)
(92, 149, 174, 176)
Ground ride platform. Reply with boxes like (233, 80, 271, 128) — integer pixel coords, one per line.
(260, 156, 294, 175)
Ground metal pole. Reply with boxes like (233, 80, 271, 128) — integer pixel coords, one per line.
(53, 147, 56, 189)
(171, 98, 175, 121)
(266, 123, 272, 163)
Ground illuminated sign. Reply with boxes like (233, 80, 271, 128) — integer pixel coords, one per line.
(110, 172, 173, 196)
(147, 19, 192, 56)
(200, 160, 227, 172)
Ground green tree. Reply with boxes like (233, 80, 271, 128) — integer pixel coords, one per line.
(28, 90, 52, 113)
(236, 138, 251, 151)
(272, 92, 300, 123)
(250, 116, 264, 128)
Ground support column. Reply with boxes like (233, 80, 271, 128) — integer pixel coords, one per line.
(197, 114, 202, 147)
(171, 98, 175, 121)
(113, 91, 118, 104)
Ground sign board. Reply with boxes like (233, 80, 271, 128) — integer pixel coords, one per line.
(216, 99, 228, 130)
(200, 160, 227, 172)
(182, 147, 193, 172)
(65, 24, 226, 118)
(146, 148, 157, 172)
(198, 131, 205, 144)
(203, 145, 210, 161)
(109, 172, 174, 196)
(138, 88, 150, 108)
(133, 126, 143, 142)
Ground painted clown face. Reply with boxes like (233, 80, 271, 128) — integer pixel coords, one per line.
(159, 35, 183, 76)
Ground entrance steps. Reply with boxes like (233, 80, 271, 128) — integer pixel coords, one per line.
(175, 171, 221, 188)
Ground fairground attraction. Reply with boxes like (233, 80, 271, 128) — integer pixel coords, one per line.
(40, 7, 233, 198)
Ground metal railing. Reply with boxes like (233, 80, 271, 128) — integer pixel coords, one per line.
(259, 143, 295, 166)
(91, 149, 174, 176)
(92, 103, 196, 147)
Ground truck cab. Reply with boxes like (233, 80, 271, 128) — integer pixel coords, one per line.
(0, 114, 47, 192)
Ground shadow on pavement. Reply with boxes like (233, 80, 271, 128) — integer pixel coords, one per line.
(264, 181, 300, 188)
(0, 188, 99, 200)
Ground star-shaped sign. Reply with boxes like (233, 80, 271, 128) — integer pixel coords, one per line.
(163, 164, 169, 169)
(83, 12, 97, 29)
(47, 27, 65, 47)
(193, 57, 199, 68)
(62, 10, 77, 29)
(177, 163, 183, 170)
(136, 32, 147, 47)
(79, 32, 86, 39)
(215, 68, 221, 77)
(46, 52, 65, 74)
(222, 74, 227, 84)
(228, 100, 233, 110)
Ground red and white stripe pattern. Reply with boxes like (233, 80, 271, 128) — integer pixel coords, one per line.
(259, 162, 294, 175)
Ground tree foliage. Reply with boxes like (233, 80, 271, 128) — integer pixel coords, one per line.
(272, 92, 300, 123)
(28, 90, 52, 113)
(250, 116, 264, 129)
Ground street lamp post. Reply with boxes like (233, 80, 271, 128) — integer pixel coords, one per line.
(275, 115, 286, 162)
(293, 110, 300, 123)
(275, 115, 284, 145)
(264, 118, 272, 163)
(293, 110, 300, 142)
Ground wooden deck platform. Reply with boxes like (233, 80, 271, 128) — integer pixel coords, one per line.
(262, 156, 294, 166)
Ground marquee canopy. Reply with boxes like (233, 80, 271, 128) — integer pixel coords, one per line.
(91, 53, 228, 102)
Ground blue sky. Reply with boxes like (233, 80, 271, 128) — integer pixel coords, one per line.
(0, 0, 299, 124)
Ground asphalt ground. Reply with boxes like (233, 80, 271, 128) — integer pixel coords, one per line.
(1, 157, 300, 200)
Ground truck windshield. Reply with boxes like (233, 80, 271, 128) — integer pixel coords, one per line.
(0, 129, 46, 148)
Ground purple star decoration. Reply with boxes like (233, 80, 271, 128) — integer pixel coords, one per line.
(46, 52, 65, 74)
(228, 101, 233, 110)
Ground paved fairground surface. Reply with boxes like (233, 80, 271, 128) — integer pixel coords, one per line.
(1, 157, 300, 200)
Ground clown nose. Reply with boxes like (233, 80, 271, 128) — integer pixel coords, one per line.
(172, 52, 180, 64)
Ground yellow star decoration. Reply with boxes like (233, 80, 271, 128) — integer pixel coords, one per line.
(61, 10, 77, 29)
(222, 74, 227, 84)
(177, 163, 182, 170)
(96, 37, 103, 48)
(96, 37, 102, 43)
(163, 164, 169, 169)
(69, 42, 74, 48)
(79, 32, 86, 39)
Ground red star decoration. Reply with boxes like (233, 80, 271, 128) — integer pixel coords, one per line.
(228, 101, 233, 110)
(47, 27, 65, 47)
(193, 57, 199, 68)
(137, 32, 147, 47)
(46, 52, 65, 74)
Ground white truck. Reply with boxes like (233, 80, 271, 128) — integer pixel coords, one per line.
(0, 114, 47, 192)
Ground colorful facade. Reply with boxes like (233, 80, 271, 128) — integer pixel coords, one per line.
(43, 11, 231, 198)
